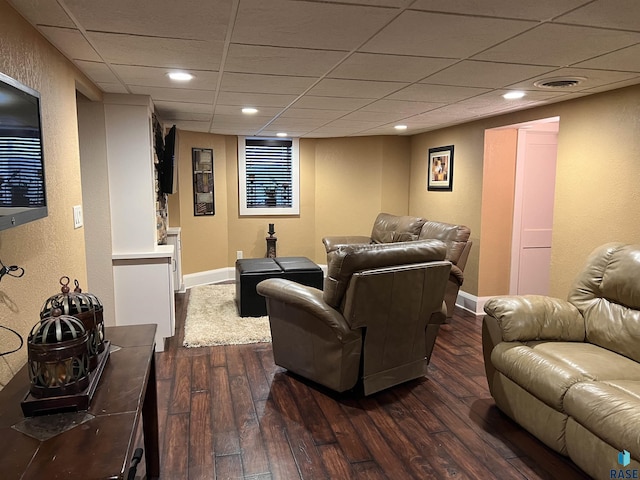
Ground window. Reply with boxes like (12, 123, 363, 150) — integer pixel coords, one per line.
(238, 136, 299, 216)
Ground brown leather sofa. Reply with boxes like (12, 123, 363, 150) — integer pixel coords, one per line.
(482, 243, 640, 479)
(257, 240, 451, 395)
(322, 212, 472, 318)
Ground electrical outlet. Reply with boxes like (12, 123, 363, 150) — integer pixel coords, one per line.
(73, 205, 83, 229)
(236, 250, 243, 259)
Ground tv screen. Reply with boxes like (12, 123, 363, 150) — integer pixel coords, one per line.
(0, 72, 47, 231)
(160, 125, 176, 194)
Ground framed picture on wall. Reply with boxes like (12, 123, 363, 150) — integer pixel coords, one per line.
(427, 145, 454, 191)
(192, 148, 215, 215)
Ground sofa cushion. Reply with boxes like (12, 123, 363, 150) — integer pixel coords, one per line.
(370, 212, 426, 244)
(491, 341, 640, 410)
(564, 380, 640, 460)
(418, 220, 470, 264)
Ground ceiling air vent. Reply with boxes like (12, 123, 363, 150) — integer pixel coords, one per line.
(533, 77, 586, 89)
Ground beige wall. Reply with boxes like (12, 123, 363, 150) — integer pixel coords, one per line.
(409, 84, 640, 300)
(409, 123, 486, 297)
(0, 1, 102, 388)
(173, 134, 412, 272)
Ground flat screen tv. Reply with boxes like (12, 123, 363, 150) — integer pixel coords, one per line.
(159, 124, 177, 194)
(0, 71, 47, 231)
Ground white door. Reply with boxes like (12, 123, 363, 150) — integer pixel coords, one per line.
(510, 127, 558, 295)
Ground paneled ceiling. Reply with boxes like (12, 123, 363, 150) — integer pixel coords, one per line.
(8, 0, 640, 137)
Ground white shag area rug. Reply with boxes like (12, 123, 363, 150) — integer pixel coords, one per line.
(183, 283, 271, 347)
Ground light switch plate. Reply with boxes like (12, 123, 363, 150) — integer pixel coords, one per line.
(73, 205, 83, 229)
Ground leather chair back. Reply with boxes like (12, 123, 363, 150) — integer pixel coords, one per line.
(370, 212, 426, 243)
(418, 220, 471, 266)
(568, 242, 640, 362)
(323, 239, 447, 309)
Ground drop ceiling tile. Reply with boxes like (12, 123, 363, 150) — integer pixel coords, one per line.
(410, 0, 590, 21)
(214, 105, 283, 117)
(359, 99, 443, 114)
(361, 10, 535, 58)
(174, 120, 212, 133)
(38, 26, 101, 62)
(329, 53, 456, 82)
(63, 0, 231, 41)
(340, 110, 412, 123)
(154, 108, 212, 123)
(129, 86, 215, 104)
(574, 44, 640, 73)
(225, 44, 346, 77)
(579, 76, 640, 94)
(113, 65, 219, 90)
(217, 91, 297, 107)
(473, 24, 640, 66)
(506, 68, 640, 91)
(74, 60, 120, 84)
(259, 130, 313, 138)
(322, 119, 386, 130)
(212, 114, 275, 127)
(88, 32, 224, 70)
(96, 82, 128, 94)
(303, 0, 413, 6)
(232, 0, 396, 50)
(155, 101, 216, 115)
(7, 0, 75, 27)
(278, 108, 351, 120)
(292, 96, 374, 110)
(388, 84, 489, 102)
(268, 117, 332, 129)
(422, 60, 557, 88)
(555, 0, 640, 31)
(306, 79, 408, 98)
(219, 73, 315, 95)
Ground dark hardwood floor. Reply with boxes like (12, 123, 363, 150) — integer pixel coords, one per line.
(154, 290, 590, 479)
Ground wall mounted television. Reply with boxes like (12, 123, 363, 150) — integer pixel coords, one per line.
(0, 71, 47, 231)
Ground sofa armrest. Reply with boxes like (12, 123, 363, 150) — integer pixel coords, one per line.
(322, 235, 372, 253)
(449, 264, 464, 286)
(483, 295, 586, 342)
(256, 278, 354, 341)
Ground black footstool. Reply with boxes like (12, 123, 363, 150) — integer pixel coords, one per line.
(235, 258, 282, 317)
(235, 257, 323, 317)
(275, 257, 324, 290)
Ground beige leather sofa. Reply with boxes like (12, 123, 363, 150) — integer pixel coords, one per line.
(323, 212, 472, 318)
(482, 243, 640, 479)
(257, 240, 451, 395)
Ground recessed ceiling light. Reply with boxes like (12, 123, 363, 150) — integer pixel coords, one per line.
(276, 132, 288, 137)
(242, 107, 258, 114)
(394, 125, 408, 131)
(503, 91, 526, 100)
(167, 71, 193, 81)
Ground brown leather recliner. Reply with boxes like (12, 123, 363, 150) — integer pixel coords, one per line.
(256, 240, 451, 395)
(322, 212, 472, 319)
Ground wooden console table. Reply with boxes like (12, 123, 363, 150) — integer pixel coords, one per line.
(0, 324, 160, 479)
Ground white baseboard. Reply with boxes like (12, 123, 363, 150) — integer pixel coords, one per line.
(183, 267, 235, 289)
(183, 264, 329, 291)
(455, 290, 493, 316)
(184, 267, 488, 317)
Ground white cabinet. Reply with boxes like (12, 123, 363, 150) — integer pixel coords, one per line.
(167, 227, 184, 292)
(103, 94, 176, 351)
(112, 247, 175, 352)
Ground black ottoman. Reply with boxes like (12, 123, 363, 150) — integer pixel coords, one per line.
(275, 257, 324, 290)
(235, 258, 283, 317)
(235, 257, 324, 317)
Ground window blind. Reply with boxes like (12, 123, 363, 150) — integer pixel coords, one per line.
(244, 138, 293, 209)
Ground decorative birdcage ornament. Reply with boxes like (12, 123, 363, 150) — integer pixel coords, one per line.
(72, 279, 105, 356)
(40, 276, 103, 370)
(27, 310, 90, 399)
